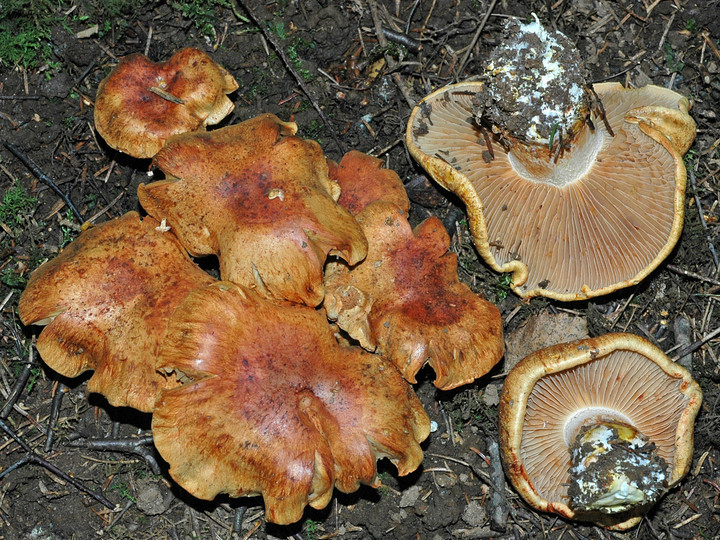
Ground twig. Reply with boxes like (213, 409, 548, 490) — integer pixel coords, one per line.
(487, 438, 508, 532)
(666, 264, 720, 287)
(671, 324, 720, 362)
(44, 382, 68, 452)
(0, 418, 115, 509)
(0, 342, 34, 420)
(367, 0, 416, 108)
(0, 95, 41, 100)
(688, 168, 719, 268)
(2, 142, 83, 222)
(455, 0, 499, 80)
(381, 27, 422, 53)
(67, 435, 161, 475)
(234, 0, 346, 155)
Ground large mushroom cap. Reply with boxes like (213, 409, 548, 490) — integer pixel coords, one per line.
(94, 47, 239, 158)
(325, 202, 504, 389)
(18, 212, 214, 411)
(498, 333, 702, 529)
(152, 282, 430, 525)
(138, 113, 367, 306)
(325, 151, 504, 389)
(406, 82, 696, 300)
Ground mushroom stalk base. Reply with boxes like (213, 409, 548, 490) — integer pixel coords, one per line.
(567, 421, 667, 514)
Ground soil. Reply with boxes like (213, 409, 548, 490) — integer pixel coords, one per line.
(1, 1, 719, 539)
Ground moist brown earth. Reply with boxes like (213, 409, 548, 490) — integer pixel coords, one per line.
(1, 1, 719, 539)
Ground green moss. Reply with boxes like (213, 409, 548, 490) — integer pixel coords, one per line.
(0, 0, 56, 68)
(0, 185, 37, 228)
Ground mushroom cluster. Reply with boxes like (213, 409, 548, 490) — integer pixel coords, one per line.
(19, 48, 505, 524)
(406, 17, 696, 301)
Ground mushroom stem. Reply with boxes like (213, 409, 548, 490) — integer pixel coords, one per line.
(567, 420, 668, 514)
(473, 14, 593, 157)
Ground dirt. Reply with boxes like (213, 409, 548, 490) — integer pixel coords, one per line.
(0, 1, 719, 539)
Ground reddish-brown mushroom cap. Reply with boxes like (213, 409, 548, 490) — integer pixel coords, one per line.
(152, 282, 430, 525)
(329, 150, 410, 215)
(94, 47, 239, 158)
(325, 202, 503, 389)
(18, 212, 215, 412)
(498, 333, 702, 529)
(324, 151, 503, 389)
(138, 113, 368, 306)
(406, 82, 696, 301)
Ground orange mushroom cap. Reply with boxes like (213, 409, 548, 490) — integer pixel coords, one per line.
(498, 333, 702, 529)
(18, 212, 215, 412)
(138, 113, 368, 306)
(406, 82, 696, 300)
(94, 47, 239, 158)
(152, 282, 430, 525)
(329, 150, 410, 215)
(325, 151, 504, 389)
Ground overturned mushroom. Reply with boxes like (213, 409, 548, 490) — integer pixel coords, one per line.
(138, 113, 367, 306)
(324, 151, 504, 389)
(406, 16, 696, 301)
(18, 212, 214, 411)
(499, 333, 702, 529)
(152, 281, 430, 524)
(94, 47, 238, 158)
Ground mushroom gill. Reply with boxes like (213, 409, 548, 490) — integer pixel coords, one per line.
(499, 333, 702, 529)
(407, 81, 695, 301)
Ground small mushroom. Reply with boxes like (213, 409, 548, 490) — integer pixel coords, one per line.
(152, 282, 430, 525)
(498, 333, 702, 529)
(94, 47, 238, 158)
(18, 212, 214, 411)
(406, 18, 696, 301)
(138, 113, 367, 307)
(324, 151, 504, 389)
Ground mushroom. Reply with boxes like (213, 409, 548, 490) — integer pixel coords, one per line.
(406, 17, 696, 301)
(94, 47, 239, 158)
(328, 149, 411, 214)
(498, 333, 702, 529)
(138, 113, 368, 306)
(152, 281, 430, 525)
(18, 212, 215, 412)
(324, 151, 504, 389)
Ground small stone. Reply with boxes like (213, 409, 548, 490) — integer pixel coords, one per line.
(399, 485, 423, 507)
(462, 500, 487, 527)
(135, 478, 172, 515)
(479, 384, 499, 407)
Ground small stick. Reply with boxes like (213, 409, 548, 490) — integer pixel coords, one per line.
(455, 0, 499, 80)
(381, 27, 422, 53)
(67, 435, 161, 475)
(44, 382, 68, 452)
(0, 95, 41, 100)
(487, 438, 508, 532)
(0, 418, 115, 509)
(235, 0, 346, 155)
(666, 264, 720, 287)
(671, 324, 720, 362)
(0, 344, 34, 420)
(368, 0, 416, 108)
(688, 168, 719, 268)
(2, 142, 83, 222)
